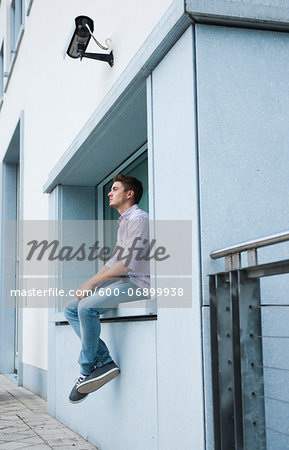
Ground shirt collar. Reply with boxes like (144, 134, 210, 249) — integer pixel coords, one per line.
(118, 204, 138, 223)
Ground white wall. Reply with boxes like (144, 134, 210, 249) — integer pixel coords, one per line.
(1, 0, 174, 219)
(0, 0, 173, 372)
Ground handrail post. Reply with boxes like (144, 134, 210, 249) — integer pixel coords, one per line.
(232, 253, 241, 270)
(247, 248, 258, 266)
(238, 272, 266, 449)
(225, 255, 232, 271)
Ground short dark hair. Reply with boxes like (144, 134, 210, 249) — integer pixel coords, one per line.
(113, 173, 143, 204)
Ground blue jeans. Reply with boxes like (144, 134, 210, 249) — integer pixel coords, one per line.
(64, 279, 145, 375)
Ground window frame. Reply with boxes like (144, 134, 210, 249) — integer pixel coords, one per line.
(0, 42, 4, 106)
(96, 143, 157, 319)
(10, 0, 24, 57)
(6, 0, 24, 87)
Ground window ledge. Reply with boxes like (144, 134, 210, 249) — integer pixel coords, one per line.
(52, 311, 157, 324)
(55, 315, 157, 326)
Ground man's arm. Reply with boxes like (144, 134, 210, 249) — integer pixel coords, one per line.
(76, 262, 130, 300)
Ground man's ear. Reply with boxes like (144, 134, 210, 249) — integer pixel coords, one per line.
(127, 190, 134, 200)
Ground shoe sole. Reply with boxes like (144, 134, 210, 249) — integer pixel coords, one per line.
(77, 368, 120, 394)
(69, 394, 88, 404)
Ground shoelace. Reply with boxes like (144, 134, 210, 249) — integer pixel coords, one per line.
(75, 374, 87, 386)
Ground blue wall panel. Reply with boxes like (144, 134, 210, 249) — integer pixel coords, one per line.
(196, 24, 289, 299)
(196, 24, 289, 448)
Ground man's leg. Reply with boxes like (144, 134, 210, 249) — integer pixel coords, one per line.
(76, 280, 148, 394)
(65, 280, 148, 399)
(64, 298, 113, 403)
(77, 300, 112, 375)
(63, 300, 81, 338)
(64, 300, 112, 375)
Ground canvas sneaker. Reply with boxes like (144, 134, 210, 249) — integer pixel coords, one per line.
(77, 361, 120, 394)
(69, 374, 90, 403)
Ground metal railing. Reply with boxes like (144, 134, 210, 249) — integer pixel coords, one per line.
(209, 230, 289, 450)
(210, 230, 289, 271)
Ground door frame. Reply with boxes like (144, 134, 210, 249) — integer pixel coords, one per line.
(0, 113, 24, 384)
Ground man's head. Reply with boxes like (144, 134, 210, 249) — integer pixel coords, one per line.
(108, 173, 143, 213)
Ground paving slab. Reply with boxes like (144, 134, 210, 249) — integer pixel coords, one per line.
(0, 375, 97, 449)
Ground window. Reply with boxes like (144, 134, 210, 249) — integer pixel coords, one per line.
(0, 44, 3, 101)
(10, 0, 24, 60)
(97, 145, 156, 318)
(101, 150, 149, 259)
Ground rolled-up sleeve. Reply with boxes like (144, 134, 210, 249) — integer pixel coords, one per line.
(105, 245, 120, 268)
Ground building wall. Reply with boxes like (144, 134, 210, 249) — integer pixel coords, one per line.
(54, 321, 158, 450)
(0, 0, 173, 375)
(46, 25, 206, 449)
(1, 0, 289, 448)
(0, 0, 174, 218)
(149, 26, 205, 450)
(196, 24, 289, 449)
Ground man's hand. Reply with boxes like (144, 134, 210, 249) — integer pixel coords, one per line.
(76, 265, 112, 300)
(76, 279, 97, 300)
(76, 262, 130, 300)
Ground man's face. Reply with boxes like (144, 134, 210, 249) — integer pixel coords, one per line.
(108, 181, 130, 209)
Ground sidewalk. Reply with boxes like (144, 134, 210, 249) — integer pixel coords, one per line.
(0, 375, 97, 449)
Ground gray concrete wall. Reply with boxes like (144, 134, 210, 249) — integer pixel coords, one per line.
(196, 23, 289, 448)
(150, 26, 205, 449)
(53, 321, 158, 450)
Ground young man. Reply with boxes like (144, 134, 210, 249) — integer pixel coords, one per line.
(64, 173, 150, 403)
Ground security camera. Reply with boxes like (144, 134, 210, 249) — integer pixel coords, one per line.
(66, 15, 114, 67)
(67, 16, 93, 58)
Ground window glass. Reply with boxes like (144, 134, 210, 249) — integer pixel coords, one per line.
(102, 151, 148, 258)
(96, 148, 154, 318)
(10, 0, 23, 59)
